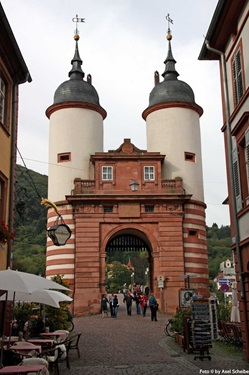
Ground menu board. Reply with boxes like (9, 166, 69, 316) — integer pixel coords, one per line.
(192, 299, 210, 320)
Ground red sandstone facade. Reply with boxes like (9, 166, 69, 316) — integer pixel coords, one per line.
(46, 138, 209, 316)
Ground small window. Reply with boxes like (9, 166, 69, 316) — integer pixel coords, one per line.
(144, 166, 155, 181)
(185, 152, 195, 162)
(0, 78, 5, 124)
(58, 153, 71, 162)
(102, 166, 113, 181)
(104, 206, 113, 213)
(189, 230, 197, 237)
(145, 205, 154, 213)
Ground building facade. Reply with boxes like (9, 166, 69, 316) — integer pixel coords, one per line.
(0, 4, 31, 269)
(46, 29, 209, 316)
(199, 0, 249, 361)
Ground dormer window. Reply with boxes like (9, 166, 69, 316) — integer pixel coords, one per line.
(102, 166, 113, 181)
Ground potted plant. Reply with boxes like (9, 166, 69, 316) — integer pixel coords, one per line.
(171, 307, 192, 346)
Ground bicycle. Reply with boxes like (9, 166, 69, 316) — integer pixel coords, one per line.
(164, 318, 175, 337)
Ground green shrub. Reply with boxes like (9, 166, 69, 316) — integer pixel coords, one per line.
(171, 308, 192, 335)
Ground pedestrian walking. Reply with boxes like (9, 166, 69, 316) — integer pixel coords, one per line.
(109, 293, 114, 317)
(134, 292, 141, 314)
(123, 291, 133, 316)
(100, 293, 109, 318)
(112, 294, 119, 319)
(140, 293, 148, 317)
(149, 293, 158, 321)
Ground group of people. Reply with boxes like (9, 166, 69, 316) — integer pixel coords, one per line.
(123, 290, 158, 321)
(100, 290, 158, 321)
(100, 293, 119, 319)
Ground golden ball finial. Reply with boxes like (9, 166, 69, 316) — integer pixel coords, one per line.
(166, 32, 172, 41)
(74, 33, 80, 41)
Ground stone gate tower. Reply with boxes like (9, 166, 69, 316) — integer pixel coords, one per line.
(45, 25, 209, 316)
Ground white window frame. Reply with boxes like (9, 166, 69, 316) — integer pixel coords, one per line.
(144, 166, 155, 181)
(0, 77, 5, 124)
(102, 166, 113, 181)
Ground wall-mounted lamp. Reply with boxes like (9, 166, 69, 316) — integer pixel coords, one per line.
(47, 215, 71, 246)
(129, 180, 139, 192)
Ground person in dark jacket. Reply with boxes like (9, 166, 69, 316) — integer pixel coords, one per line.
(112, 294, 119, 319)
(123, 291, 133, 316)
(149, 293, 158, 321)
(101, 293, 109, 318)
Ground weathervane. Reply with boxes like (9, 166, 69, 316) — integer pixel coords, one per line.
(72, 14, 85, 35)
(166, 13, 173, 40)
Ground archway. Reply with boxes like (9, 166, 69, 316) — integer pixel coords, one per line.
(104, 229, 153, 296)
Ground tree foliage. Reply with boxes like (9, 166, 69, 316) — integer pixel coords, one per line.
(13, 165, 48, 275)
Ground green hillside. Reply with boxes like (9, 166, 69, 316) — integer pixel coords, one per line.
(13, 165, 232, 281)
(13, 165, 48, 275)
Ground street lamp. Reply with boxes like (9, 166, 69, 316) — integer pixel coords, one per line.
(131, 272, 134, 285)
(145, 267, 149, 284)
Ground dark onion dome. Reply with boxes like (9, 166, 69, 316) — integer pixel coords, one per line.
(149, 34, 195, 107)
(53, 34, 100, 106)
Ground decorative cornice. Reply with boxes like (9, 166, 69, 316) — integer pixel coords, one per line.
(142, 101, 203, 120)
(46, 101, 107, 119)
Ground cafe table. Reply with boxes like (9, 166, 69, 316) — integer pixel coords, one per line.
(27, 339, 54, 348)
(39, 332, 66, 341)
(9, 344, 42, 354)
(0, 364, 46, 374)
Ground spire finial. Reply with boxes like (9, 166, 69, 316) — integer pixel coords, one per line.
(166, 13, 173, 41)
(162, 14, 179, 80)
(72, 14, 85, 40)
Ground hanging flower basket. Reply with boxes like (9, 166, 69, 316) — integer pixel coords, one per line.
(0, 222, 14, 244)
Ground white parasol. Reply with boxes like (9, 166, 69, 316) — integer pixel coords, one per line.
(0, 289, 72, 309)
(0, 269, 71, 293)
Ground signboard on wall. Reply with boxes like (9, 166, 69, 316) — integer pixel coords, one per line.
(179, 288, 198, 308)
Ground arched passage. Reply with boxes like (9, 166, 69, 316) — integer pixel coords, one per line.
(103, 229, 154, 295)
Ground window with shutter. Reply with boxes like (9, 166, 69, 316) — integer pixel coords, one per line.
(0, 77, 6, 124)
(232, 48, 244, 106)
(232, 148, 242, 211)
(245, 128, 249, 196)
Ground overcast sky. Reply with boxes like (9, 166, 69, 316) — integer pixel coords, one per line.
(1, 0, 229, 227)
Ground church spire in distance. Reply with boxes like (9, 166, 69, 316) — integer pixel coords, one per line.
(162, 14, 179, 80)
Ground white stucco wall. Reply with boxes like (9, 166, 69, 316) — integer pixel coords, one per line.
(146, 107, 204, 202)
(48, 107, 103, 202)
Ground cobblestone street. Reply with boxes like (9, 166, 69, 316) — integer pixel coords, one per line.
(58, 297, 249, 375)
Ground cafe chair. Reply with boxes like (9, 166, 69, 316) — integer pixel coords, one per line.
(39, 345, 66, 375)
(2, 349, 22, 367)
(68, 333, 82, 359)
(21, 357, 49, 375)
(54, 330, 69, 342)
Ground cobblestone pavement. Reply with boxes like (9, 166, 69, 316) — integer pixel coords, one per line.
(59, 299, 249, 375)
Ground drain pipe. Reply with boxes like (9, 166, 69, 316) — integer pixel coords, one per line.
(205, 41, 249, 355)
(7, 84, 18, 268)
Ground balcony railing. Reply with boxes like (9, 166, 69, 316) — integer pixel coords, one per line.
(73, 177, 184, 195)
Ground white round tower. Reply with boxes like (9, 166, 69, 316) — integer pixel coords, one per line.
(46, 33, 107, 203)
(142, 32, 204, 202)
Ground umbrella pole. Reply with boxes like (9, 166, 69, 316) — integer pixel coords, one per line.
(0, 291, 9, 367)
(8, 292, 15, 347)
